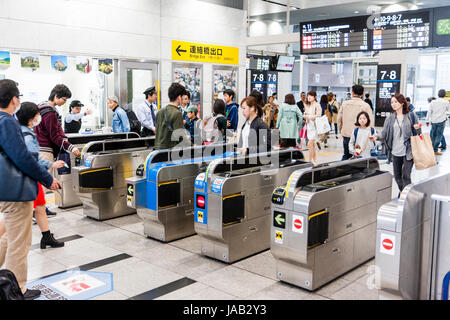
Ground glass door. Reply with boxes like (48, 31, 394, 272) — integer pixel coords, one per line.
(118, 60, 159, 113)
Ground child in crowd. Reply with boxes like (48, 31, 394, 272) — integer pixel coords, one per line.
(184, 105, 200, 144)
(349, 111, 376, 158)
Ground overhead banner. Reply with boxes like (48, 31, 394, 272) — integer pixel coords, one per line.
(172, 40, 239, 65)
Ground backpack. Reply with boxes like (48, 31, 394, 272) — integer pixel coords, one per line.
(0, 269, 24, 300)
(124, 109, 141, 135)
(200, 114, 225, 143)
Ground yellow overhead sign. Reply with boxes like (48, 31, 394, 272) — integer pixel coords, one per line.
(172, 40, 239, 65)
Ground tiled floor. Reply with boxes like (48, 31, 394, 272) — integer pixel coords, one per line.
(5, 128, 449, 300)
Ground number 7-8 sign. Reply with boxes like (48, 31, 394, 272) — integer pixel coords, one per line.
(377, 64, 401, 81)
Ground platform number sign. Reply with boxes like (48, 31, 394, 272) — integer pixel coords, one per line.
(375, 64, 401, 127)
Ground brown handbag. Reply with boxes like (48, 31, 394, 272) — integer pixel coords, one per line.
(411, 133, 437, 170)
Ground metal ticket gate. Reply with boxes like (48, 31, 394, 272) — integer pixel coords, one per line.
(193, 149, 312, 263)
(126, 143, 236, 242)
(55, 132, 140, 209)
(376, 173, 450, 300)
(270, 157, 392, 291)
(72, 137, 154, 221)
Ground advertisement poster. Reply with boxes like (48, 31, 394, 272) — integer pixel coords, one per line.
(98, 59, 113, 74)
(76, 57, 92, 74)
(0, 51, 10, 67)
(173, 66, 201, 115)
(21, 53, 40, 69)
(51, 55, 68, 71)
(213, 69, 237, 101)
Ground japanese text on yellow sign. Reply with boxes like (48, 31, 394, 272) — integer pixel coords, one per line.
(172, 40, 239, 65)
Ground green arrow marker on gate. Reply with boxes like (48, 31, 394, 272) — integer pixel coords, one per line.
(128, 186, 133, 195)
(275, 214, 285, 226)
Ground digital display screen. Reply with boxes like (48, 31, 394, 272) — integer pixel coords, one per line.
(276, 56, 295, 72)
(375, 64, 402, 127)
(372, 10, 431, 50)
(433, 6, 450, 48)
(300, 16, 370, 54)
(247, 55, 270, 71)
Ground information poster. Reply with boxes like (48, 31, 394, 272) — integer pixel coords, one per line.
(213, 69, 237, 101)
(173, 65, 201, 116)
(51, 55, 68, 72)
(0, 51, 10, 67)
(375, 64, 401, 127)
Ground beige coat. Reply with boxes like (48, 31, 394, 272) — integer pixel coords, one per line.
(329, 100, 340, 124)
(337, 97, 374, 138)
(263, 103, 279, 128)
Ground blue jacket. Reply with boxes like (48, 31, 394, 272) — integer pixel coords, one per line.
(226, 102, 239, 131)
(21, 126, 53, 171)
(112, 106, 130, 133)
(184, 117, 199, 144)
(0, 111, 53, 189)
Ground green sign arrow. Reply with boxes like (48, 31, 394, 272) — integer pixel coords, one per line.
(275, 214, 285, 226)
(128, 186, 134, 195)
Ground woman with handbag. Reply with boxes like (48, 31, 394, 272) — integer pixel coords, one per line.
(328, 93, 340, 138)
(373, 94, 422, 196)
(0, 79, 61, 300)
(302, 91, 322, 165)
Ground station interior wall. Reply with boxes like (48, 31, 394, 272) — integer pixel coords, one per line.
(0, 0, 247, 129)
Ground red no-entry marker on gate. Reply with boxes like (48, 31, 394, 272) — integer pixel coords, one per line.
(382, 239, 393, 250)
(294, 219, 302, 230)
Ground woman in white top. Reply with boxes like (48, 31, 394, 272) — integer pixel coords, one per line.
(302, 91, 322, 165)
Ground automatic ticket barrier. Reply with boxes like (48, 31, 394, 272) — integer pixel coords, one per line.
(126, 143, 236, 242)
(194, 149, 312, 263)
(376, 173, 450, 300)
(270, 158, 392, 291)
(72, 137, 154, 221)
(55, 132, 140, 209)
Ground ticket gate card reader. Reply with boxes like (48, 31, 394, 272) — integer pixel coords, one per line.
(271, 157, 392, 291)
(376, 173, 450, 300)
(72, 137, 154, 221)
(194, 149, 312, 263)
(126, 143, 236, 242)
(55, 132, 140, 209)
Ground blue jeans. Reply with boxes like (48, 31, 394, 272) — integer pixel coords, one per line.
(431, 121, 446, 152)
(430, 130, 446, 148)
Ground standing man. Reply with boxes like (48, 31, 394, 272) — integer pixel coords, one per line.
(426, 89, 449, 156)
(154, 83, 185, 150)
(364, 93, 373, 111)
(223, 89, 239, 132)
(338, 85, 374, 160)
(136, 86, 157, 137)
(107, 96, 130, 133)
(297, 92, 307, 113)
(0, 79, 61, 300)
(180, 90, 190, 125)
(35, 84, 81, 216)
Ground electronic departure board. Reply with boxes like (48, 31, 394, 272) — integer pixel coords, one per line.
(247, 55, 271, 71)
(300, 16, 370, 54)
(372, 10, 431, 50)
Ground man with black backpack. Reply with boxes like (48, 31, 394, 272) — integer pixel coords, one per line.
(154, 83, 185, 150)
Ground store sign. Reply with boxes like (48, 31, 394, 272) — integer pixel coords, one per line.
(172, 40, 239, 65)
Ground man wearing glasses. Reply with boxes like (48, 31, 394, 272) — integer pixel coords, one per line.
(34, 84, 81, 214)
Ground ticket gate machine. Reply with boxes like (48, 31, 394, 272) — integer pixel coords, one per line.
(270, 158, 392, 291)
(55, 132, 140, 208)
(126, 143, 236, 242)
(72, 137, 154, 221)
(376, 173, 450, 300)
(194, 149, 312, 263)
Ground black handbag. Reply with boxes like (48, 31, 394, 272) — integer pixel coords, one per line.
(0, 149, 38, 202)
(56, 142, 71, 175)
(0, 269, 24, 300)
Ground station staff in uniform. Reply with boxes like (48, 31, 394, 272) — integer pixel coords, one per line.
(136, 86, 157, 137)
(64, 100, 92, 134)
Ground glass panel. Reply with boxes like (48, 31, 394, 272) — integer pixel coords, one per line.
(415, 87, 434, 119)
(417, 55, 436, 86)
(127, 69, 153, 111)
(436, 54, 450, 91)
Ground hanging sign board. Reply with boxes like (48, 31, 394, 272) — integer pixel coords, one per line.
(172, 40, 239, 65)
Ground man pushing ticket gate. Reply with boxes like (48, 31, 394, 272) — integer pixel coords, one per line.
(72, 137, 154, 221)
(194, 149, 312, 263)
(376, 173, 450, 300)
(270, 158, 392, 291)
(126, 143, 236, 242)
